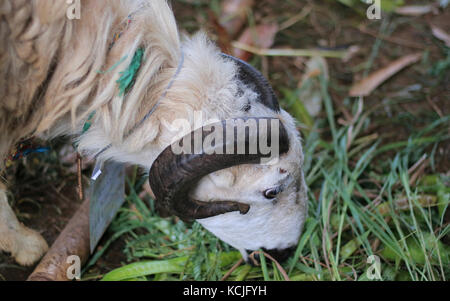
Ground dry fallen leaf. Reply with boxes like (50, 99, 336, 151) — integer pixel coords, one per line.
(219, 0, 254, 37)
(349, 53, 422, 97)
(232, 23, 279, 61)
(431, 25, 450, 47)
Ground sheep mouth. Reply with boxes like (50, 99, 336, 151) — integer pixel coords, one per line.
(246, 247, 296, 265)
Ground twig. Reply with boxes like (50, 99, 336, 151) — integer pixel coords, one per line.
(299, 255, 329, 269)
(231, 41, 348, 58)
(28, 198, 90, 281)
(76, 153, 83, 201)
(221, 258, 244, 281)
(353, 190, 379, 199)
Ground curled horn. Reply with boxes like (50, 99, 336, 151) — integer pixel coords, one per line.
(221, 53, 280, 112)
(149, 118, 290, 222)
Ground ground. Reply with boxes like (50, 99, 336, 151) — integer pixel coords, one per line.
(0, 0, 449, 281)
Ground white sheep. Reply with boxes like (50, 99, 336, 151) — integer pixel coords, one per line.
(0, 0, 308, 266)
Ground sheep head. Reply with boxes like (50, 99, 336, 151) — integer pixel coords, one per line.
(149, 55, 308, 262)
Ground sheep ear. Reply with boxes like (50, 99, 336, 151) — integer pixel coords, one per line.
(221, 53, 280, 112)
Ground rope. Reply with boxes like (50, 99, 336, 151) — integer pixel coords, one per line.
(3, 138, 50, 169)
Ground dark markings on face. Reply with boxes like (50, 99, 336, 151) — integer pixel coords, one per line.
(236, 85, 252, 112)
(243, 101, 252, 112)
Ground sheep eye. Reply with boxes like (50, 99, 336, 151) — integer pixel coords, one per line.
(263, 187, 281, 199)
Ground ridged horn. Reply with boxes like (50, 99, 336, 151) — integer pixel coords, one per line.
(149, 118, 290, 222)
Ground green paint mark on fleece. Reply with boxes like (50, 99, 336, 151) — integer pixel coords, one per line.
(117, 48, 145, 96)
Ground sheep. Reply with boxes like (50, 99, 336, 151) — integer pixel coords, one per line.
(0, 0, 308, 266)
